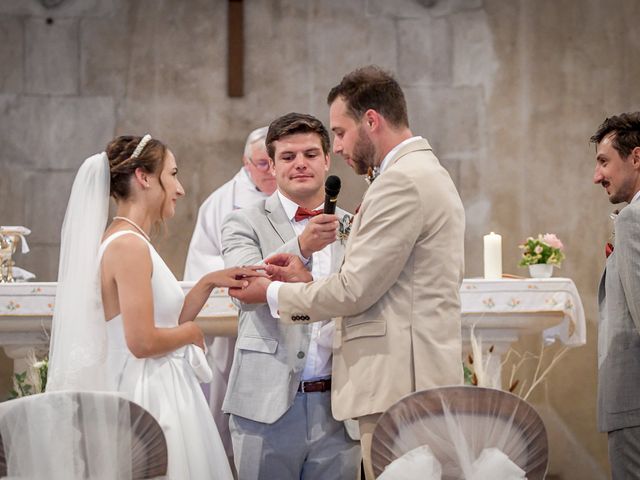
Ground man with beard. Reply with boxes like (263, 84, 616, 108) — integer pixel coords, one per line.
(592, 112, 640, 478)
(229, 66, 465, 479)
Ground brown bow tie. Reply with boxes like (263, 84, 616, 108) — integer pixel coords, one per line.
(294, 207, 322, 222)
(606, 242, 614, 258)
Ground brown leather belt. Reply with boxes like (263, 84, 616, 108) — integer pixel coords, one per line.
(298, 378, 332, 393)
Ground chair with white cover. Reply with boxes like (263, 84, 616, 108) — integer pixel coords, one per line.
(371, 386, 548, 480)
(0, 391, 168, 479)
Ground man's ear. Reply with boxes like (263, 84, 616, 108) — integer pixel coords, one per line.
(324, 154, 331, 171)
(632, 146, 640, 169)
(363, 109, 380, 132)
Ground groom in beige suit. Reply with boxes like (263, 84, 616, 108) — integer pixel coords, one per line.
(230, 66, 465, 479)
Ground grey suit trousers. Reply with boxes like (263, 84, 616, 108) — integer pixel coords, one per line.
(229, 391, 360, 480)
(609, 426, 640, 479)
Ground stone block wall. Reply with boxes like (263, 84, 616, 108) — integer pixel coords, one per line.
(2, 0, 639, 476)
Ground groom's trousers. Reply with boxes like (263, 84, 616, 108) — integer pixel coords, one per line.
(229, 390, 360, 480)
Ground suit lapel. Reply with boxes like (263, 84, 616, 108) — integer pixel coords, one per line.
(264, 193, 296, 243)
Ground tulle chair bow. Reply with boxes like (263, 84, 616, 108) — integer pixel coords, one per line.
(371, 386, 548, 479)
(0, 391, 168, 479)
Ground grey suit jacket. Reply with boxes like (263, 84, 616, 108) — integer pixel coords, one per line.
(220, 192, 347, 424)
(598, 200, 640, 432)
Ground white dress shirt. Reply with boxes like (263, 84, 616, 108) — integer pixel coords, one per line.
(276, 192, 334, 380)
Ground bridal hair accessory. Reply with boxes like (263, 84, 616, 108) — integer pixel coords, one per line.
(131, 134, 152, 159)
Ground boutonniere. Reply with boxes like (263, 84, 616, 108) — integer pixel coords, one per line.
(610, 209, 619, 242)
(338, 214, 353, 245)
(365, 166, 380, 185)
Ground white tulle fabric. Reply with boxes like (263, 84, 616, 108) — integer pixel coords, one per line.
(47, 152, 112, 392)
(0, 392, 139, 479)
(372, 386, 548, 480)
(378, 446, 526, 480)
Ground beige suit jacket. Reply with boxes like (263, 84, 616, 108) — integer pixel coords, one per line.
(278, 138, 465, 420)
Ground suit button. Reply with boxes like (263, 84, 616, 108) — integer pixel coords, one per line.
(297, 351, 305, 359)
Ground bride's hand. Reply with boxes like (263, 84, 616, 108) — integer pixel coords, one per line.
(206, 266, 268, 289)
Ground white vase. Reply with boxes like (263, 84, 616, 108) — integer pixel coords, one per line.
(528, 264, 554, 278)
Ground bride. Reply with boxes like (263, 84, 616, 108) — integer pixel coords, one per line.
(45, 134, 261, 479)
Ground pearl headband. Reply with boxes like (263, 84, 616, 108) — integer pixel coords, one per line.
(131, 134, 152, 159)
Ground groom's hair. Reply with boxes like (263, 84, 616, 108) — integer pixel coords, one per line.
(591, 112, 640, 158)
(327, 65, 409, 129)
(266, 113, 330, 160)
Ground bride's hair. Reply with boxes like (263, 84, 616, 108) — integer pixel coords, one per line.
(106, 135, 168, 199)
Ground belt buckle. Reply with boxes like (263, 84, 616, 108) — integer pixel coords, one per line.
(300, 381, 308, 393)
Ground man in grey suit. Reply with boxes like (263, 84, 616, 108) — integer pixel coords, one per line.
(221, 113, 361, 480)
(592, 112, 640, 478)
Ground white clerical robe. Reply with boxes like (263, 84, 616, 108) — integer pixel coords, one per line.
(184, 166, 268, 458)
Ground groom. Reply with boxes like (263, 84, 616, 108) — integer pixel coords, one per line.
(230, 66, 465, 479)
(221, 113, 360, 479)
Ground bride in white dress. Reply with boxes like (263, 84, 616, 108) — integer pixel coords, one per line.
(45, 134, 262, 479)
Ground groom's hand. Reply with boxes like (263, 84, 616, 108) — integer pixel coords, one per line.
(264, 253, 313, 283)
(228, 276, 271, 304)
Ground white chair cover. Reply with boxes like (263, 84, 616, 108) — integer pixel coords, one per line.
(0, 391, 168, 479)
(371, 386, 548, 479)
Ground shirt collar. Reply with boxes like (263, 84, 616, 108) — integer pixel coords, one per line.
(632, 190, 640, 204)
(378, 136, 423, 174)
(276, 191, 323, 222)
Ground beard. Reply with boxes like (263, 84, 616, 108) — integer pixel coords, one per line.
(351, 126, 377, 175)
(608, 176, 636, 204)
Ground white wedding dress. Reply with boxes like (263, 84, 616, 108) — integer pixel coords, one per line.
(99, 230, 233, 479)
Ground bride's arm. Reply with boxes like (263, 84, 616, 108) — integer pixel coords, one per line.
(103, 235, 204, 357)
(178, 266, 266, 324)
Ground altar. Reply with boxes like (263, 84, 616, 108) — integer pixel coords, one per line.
(0, 278, 586, 379)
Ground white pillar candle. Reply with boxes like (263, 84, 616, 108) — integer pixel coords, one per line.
(483, 232, 502, 279)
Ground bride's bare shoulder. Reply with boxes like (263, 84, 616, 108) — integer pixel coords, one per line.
(101, 230, 150, 262)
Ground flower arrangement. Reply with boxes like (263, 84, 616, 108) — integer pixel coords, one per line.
(518, 233, 565, 267)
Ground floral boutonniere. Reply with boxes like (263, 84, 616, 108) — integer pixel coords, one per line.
(338, 214, 353, 245)
(365, 166, 380, 185)
(610, 209, 619, 241)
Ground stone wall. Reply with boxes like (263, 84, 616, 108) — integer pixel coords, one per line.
(2, 0, 639, 476)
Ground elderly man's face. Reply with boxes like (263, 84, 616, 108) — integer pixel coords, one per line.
(593, 133, 640, 204)
(245, 143, 276, 195)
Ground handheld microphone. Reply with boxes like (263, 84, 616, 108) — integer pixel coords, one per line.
(323, 175, 341, 215)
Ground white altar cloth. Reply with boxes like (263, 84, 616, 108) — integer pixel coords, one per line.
(0, 277, 586, 353)
(459, 278, 586, 347)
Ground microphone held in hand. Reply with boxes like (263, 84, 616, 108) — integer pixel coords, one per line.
(323, 175, 341, 214)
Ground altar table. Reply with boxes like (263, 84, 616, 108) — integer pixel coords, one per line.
(0, 278, 586, 374)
